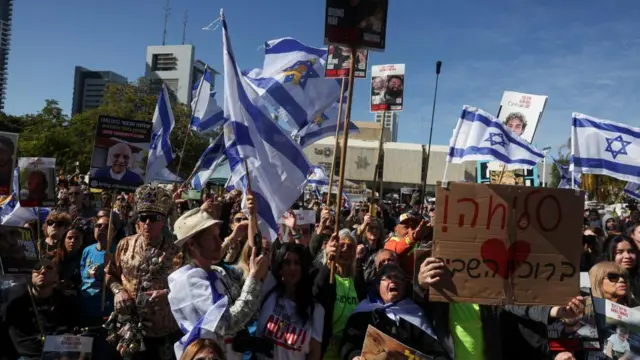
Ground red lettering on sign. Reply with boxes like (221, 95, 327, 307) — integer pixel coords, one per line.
(517, 190, 540, 230)
(441, 194, 449, 233)
(536, 195, 561, 232)
(486, 195, 506, 230)
(457, 198, 479, 228)
(480, 238, 531, 279)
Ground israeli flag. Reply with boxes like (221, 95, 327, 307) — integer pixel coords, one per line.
(190, 69, 225, 133)
(0, 168, 19, 220)
(146, 84, 175, 183)
(447, 106, 544, 168)
(307, 165, 329, 186)
(552, 157, 582, 189)
(221, 11, 311, 241)
(191, 133, 227, 191)
(296, 96, 360, 147)
(624, 182, 640, 201)
(570, 113, 640, 183)
(243, 38, 341, 131)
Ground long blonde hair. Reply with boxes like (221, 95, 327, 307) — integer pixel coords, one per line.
(589, 261, 631, 305)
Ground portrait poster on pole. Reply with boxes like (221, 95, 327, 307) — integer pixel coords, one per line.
(0, 225, 38, 275)
(17, 157, 56, 208)
(370, 64, 405, 112)
(90, 116, 152, 192)
(324, 0, 389, 51)
(496, 91, 548, 144)
(0, 131, 18, 196)
(325, 45, 368, 78)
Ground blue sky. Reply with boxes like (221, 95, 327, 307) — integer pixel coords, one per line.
(6, 0, 640, 151)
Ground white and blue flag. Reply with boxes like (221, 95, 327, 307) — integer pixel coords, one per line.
(191, 69, 225, 133)
(295, 96, 360, 147)
(191, 133, 227, 191)
(570, 113, 640, 183)
(221, 11, 311, 241)
(624, 182, 640, 201)
(307, 165, 329, 187)
(447, 105, 544, 168)
(243, 38, 341, 132)
(552, 157, 581, 189)
(146, 84, 175, 183)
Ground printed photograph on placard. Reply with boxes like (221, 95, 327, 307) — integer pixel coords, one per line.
(370, 64, 405, 112)
(17, 157, 56, 208)
(0, 131, 18, 196)
(90, 115, 152, 192)
(324, 0, 389, 51)
(497, 91, 548, 143)
(590, 297, 640, 359)
(42, 335, 93, 360)
(0, 225, 38, 275)
(325, 45, 368, 78)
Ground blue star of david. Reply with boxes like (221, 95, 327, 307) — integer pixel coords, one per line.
(484, 133, 507, 148)
(150, 133, 159, 151)
(282, 59, 319, 89)
(604, 135, 631, 160)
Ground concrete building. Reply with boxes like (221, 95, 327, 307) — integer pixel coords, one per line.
(351, 121, 392, 142)
(0, 0, 12, 111)
(71, 66, 128, 116)
(374, 111, 399, 142)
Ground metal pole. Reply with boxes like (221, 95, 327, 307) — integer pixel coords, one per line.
(421, 61, 442, 212)
(372, 110, 386, 203)
(541, 147, 551, 187)
(326, 78, 347, 206)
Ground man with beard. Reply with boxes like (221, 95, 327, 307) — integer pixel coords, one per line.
(384, 75, 403, 106)
(93, 143, 143, 186)
(0, 134, 15, 194)
(105, 184, 181, 359)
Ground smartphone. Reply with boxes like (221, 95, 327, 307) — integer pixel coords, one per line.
(253, 232, 262, 256)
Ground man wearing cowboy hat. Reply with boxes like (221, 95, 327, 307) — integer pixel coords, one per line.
(168, 196, 270, 360)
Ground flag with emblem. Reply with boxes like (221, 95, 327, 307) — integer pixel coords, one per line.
(190, 133, 227, 191)
(570, 113, 640, 183)
(190, 68, 225, 134)
(145, 84, 176, 183)
(552, 157, 581, 189)
(295, 95, 359, 147)
(624, 182, 640, 201)
(243, 38, 342, 132)
(446, 105, 544, 168)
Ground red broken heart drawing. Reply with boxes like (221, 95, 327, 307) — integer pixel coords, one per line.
(480, 238, 531, 279)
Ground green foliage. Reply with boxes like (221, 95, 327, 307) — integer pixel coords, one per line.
(3, 78, 211, 179)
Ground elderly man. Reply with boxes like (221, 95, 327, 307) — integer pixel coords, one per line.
(93, 142, 143, 185)
(105, 184, 181, 359)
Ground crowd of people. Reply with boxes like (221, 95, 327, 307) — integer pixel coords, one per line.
(1, 178, 639, 360)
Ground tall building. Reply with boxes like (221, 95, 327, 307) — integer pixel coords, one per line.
(0, 0, 12, 111)
(71, 66, 128, 116)
(374, 111, 399, 142)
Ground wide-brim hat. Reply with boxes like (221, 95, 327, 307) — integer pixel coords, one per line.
(173, 208, 223, 247)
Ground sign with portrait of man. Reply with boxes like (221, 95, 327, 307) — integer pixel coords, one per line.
(370, 64, 405, 112)
(90, 116, 153, 191)
(0, 131, 18, 196)
(17, 157, 57, 208)
(497, 91, 549, 143)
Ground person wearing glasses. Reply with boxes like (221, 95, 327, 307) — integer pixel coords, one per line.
(40, 212, 72, 257)
(93, 142, 144, 187)
(4, 257, 79, 360)
(105, 184, 182, 359)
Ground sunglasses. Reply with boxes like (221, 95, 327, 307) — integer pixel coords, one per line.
(139, 214, 162, 223)
(234, 217, 249, 223)
(95, 223, 109, 229)
(47, 220, 69, 227)
(606, 273, 627, 283)
(33, 264, 55, 273)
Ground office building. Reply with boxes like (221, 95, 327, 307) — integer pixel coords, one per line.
(374, 111, 399, 142)
(71, 66, 128, 116)
(0, 0, 12, 111)
(351, 121, 392, 142)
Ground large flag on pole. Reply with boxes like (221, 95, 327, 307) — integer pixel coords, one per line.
(221, 10, 311, 241)
(190, 133, 227, 191)
(146, 84, 175, 182)
(190, 69, 225, 133)
(295, 96, 360, 147)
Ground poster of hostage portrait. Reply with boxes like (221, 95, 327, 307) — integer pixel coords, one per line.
(497, 91, 549, 143)
(325, 45, 368, 78)
(42, 335, 93, 360)
(370, 64, 405, 112)
(17, 157, 57, 208)
(589, 298, 640, 359)
(0, 225, 37, 275)
(361, 325, 430, 360)
(324, 0, 388, 51)
(90, 115, 152, 192)
(0, 131, 18, 196)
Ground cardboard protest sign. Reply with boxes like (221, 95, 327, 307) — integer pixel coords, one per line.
(17, 157, 56, 208)
(325, 45, 368, 78)
(361, 325, 429, 360)
(90, 116, 152, 192)
(429, 182, 584, 305)
(370, 64, 405, 112)
(42, 335, 93, 360)
(0, 131, 18, 196)
(324, 0, 388, 51)
(0, 225, 38, 275)
(497, 91, 548, 143)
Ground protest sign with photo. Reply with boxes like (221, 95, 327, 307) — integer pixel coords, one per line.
(370, 64, 405, 112)
(324, 0, 388, 51)
(0, 131, 18, 196)
(548, 292, 600, 353)
(325, 45, 368, 78)
(90, 116, 152, 192)
(17, 157, 56, 208)
(497, 91, 548, 143)
(429, 182, 584, 305)
(0, 225, 38, 275)
(361, 325, 430, 360)
(42, 335, 93, 360)
(590, 297, 640, 358)
(278, 210, 317, 225)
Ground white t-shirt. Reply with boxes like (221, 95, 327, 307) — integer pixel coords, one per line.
(256, 293, 324, 360)
(607, 333, 630, 354)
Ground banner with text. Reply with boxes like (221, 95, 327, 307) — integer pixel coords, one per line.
(42, 335, 93, 359)
(0, 131, 18, 196)
(325, 45, 368, 78)
(90, 116, 152, 192)
(430, 182, 584, 305)
(370, 64, 405, 112)
(18, 157, 56, 208)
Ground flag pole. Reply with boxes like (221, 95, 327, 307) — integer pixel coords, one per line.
(330, 47, 357, 284)
(175, 65, 209, 184)
(326, 78, 347, 206)
(420, 61, 442, 213)
(101, 193, 116, 312)
(371, 110, 386, 209)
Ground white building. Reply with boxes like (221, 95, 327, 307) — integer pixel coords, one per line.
(374, 111, 399, 142)
(145, 45, 199, 104)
